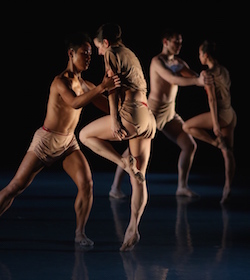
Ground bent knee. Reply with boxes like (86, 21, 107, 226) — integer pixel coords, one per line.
(78, 177, 93, 194)
(182, 122, 190, 133)
(181, 137, 197, 154)
(79, 130, 88, 145)
(190, 140, 197, 153)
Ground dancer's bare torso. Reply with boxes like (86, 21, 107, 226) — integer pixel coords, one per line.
(149, 54, 196, 103)
(43, 71, 92, 135)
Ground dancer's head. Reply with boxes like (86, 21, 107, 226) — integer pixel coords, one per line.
(199, 40, 218, 66)
(65, 32, 92, 72)
(94, 23, 122, 55)
(161, 28, 183, 55)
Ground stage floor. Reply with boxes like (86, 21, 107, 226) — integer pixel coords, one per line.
(0, 171, 249, 280)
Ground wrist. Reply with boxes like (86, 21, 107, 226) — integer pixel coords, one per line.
(99, 83, 106, 93)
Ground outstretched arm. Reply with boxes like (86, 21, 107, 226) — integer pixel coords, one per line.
(151, 56, 204, 86)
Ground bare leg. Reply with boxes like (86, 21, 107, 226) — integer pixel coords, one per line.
(109, 148, 129, 199)
(63, 150, 94, 246)
(220, 148, 235, 204)
(120, 138, 151, 251)
(79, 116, 144, 183)
(162, 116, 198, 197)
(220, 120, 236, 204)
(183, 111, 237, 204)
(0, 152, 44, 217)
(183, 112, 219, 147)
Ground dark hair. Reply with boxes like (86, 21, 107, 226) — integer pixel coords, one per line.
(64, 32, 92, 51)
(161, 28, 182, 41)
(95, 22, 122, 44)
(200, 40, 218, 59)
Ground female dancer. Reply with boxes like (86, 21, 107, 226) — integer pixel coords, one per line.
(79, 23, 157, 251)
(183, 40, 237, 204)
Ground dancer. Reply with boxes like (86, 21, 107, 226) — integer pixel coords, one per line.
(183, 40, 237, 204)
(109, 28, 207, 199)
(0, 32, 121, 246)
(79, 22, 157, 251)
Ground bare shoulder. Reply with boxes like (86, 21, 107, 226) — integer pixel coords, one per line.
(50, 72, 71, 93)
(151, 54, 160, 63)
(83, 80, 96, 90)
(150, 55, 160, 67)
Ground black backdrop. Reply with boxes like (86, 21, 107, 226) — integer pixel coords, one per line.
(1, 3, 247, 175)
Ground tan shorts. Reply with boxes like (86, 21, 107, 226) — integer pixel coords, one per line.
(119, 100, 156, 139)
(148, 98, 176, 131)
(218, 107, 237, 127)
(27, 127, 80, 166)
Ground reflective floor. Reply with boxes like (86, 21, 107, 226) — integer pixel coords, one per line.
(0, 171, 249, 280)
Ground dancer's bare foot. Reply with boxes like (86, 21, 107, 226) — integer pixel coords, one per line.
(176, 187, 199, 197)
(120, 232, 140, 252)
(123, 155, 145, 184)
(220, 187, 231, 204)
(75, 234, 94, 247)
(109, 187, 126, 199)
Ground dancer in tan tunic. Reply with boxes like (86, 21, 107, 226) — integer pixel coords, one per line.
(79, 23, 158, 251)
(0, 33, 120, 246)
(183, 40, 237, 204)
(109, 29, 207, 199)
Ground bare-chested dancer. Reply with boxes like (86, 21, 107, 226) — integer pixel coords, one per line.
(109, 29, 205, 199)
(0, 32, 120, 247)
(183, 40, 237, 204)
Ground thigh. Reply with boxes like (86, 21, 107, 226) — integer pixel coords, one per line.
(184, 112, 213, 130)
(220, 111, 237, 148)
(161, 115, 184, 142)
(62, 150, 92, 186)
(80, 115, 117, 141)
(162, 116, 195, 148)
(221, 122, 236, 149)
(13, 151, 44, 186)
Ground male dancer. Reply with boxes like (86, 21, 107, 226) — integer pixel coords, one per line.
(0, 32, 120, 246)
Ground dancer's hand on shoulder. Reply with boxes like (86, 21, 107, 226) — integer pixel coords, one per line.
(201, 70, 214, 85)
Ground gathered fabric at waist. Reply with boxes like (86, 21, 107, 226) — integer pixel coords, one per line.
(42, 125, 73, 136)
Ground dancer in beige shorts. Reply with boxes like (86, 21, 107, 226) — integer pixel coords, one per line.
(79, 23, 158, 251)
(0, 32, 120, 246)
(109, 28, 207, 199)
(183, 40, 237, 204)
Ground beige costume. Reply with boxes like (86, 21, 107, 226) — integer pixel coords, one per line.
(148, 98, 179, 131)
(207, 63, 236, 127)
(28, 126, 80, 166)
(119, 100, 156, 139)
(105, 44, 156, 139)
(104, 44, 147, 93)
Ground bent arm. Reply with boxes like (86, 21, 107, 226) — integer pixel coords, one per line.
(56, 74, 120, 110)
(205, 83, 221, 136)
(151, 57, 203, 86)
(56, 78, 107, 109)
